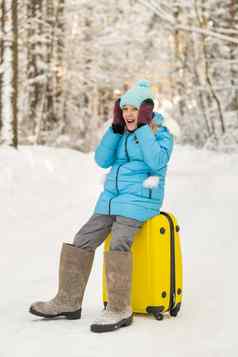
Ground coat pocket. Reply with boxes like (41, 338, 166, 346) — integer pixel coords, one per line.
(141, 186, 152, 199)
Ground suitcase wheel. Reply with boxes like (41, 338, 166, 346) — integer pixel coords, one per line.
(170, 303, 181, 317)
(154, 312, 164, 321)
(146, 306, 164, 321)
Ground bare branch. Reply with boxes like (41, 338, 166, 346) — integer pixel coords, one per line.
(137, 0, 238, 45)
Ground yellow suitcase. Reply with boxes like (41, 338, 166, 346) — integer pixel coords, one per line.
(103, 212, 183, 320)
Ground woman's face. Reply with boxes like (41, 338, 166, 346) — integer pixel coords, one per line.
(122, 105, 138, 131)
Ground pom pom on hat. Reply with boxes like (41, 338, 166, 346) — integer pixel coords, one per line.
(136, 79, 151, 88)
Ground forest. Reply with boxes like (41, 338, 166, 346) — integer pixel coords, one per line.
(0, 0, 237, 152)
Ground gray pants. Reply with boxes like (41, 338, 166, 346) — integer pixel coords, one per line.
(73, 214, 143, 252)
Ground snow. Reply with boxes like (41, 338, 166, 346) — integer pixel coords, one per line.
(0, 144, 237, 357)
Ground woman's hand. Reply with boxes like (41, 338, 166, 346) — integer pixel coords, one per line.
(112, 99, 125, 134)
(137, 99, 154, 128)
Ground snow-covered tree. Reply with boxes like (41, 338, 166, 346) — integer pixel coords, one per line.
(0, 0, 18, 147)
(26, 0, 45, 137)
(0, 0, 237, 152)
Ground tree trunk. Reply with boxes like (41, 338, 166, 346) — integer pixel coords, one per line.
(45, 0, 55, 125)
(173, 5, 186, 117)
(198, 0, 225, 137)
(54, 0, 65, 123)
(193, 0, 214, 139)
(190, 28, 211, 138)
(1, 0, 18, 147)
(27, 0, 45, 136)
(0, 0, 4, 133)
(12, 0, 18, 147)
(228, 0, 238, 115)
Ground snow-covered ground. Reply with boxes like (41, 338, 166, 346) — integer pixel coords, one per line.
(0, 144, 237, 357)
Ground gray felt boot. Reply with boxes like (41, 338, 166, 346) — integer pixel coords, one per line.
(29, 243, 94, 319)
(91, 250, 133, 333)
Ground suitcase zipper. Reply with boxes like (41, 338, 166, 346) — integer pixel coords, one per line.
(160, 211, 176, 310)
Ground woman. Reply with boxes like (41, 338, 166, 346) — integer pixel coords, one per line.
(29, 80, 174, 333)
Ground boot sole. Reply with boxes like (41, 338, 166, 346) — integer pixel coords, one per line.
(29, 306, 82, 320)
(90, 314, 133, 333)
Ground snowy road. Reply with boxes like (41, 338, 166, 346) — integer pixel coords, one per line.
(0, 145, 237, 357)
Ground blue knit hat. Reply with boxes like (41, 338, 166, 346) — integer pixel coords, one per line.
(120, 80, 155, 109)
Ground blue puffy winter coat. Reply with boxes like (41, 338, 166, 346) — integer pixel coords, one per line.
(94, 117, 173, 222)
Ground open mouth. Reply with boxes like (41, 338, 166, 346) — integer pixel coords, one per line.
(126, 119, 135, 124)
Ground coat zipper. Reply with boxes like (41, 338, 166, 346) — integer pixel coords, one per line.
(108, 197, 112, 215)
(115, 163, 124, 193)
(125, 133, 130, 162)
(108, 133, 131, 215)
(160, 211, 176, 310)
